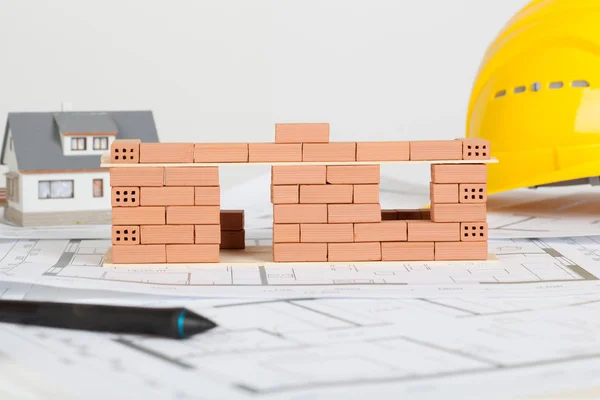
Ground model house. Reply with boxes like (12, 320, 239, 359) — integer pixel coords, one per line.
(1, 111, 159, 226)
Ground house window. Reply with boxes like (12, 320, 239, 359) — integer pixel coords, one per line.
(93, 179, 104, 197)
(38, 180, 74, 199)
(71, 137, 86, 151)
(93, 137, 109, 150)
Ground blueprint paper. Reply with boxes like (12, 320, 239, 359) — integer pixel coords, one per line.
(3, 294, 600, 399)
(0, 217, 111, 239)
(1, 236, 600, 299)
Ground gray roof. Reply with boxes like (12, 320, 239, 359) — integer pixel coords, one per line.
(1, 111, 159, 172)
(54, 112, 118, 135)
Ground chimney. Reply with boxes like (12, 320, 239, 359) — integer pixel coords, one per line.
(61, 102, 73, 112)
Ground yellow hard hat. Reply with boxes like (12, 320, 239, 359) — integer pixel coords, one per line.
(467, 0, 600, 195)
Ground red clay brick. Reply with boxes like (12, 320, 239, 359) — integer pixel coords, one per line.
(164, 167, 219, 186)
(300, 223, 353, 243)
(273, 224, 300, 243)
(274, 204, 328, 224)
(140, 187, 194, 206)
(431, 164, 487, 184)
(328, 243, 381, 262)
(299, 185, 353, 204)
(275, 123, 330, 144)
(381, 242, 434, 261)
(354, 221, 407, 242)
(326, 165, 380, 184)
(273, 243, 327, 262)
(194, 143, 248, 163)
(303, 143, 356, 162)
(110, 167, 164, 187)
(110, 139, 140, 164)
(272, 166, 326, 185)
(112, 245, 166, 264)
(410, 141, 463, 161)
(140, 143, 194, 163)
(356, 142, 410, 161)
(248, 143, 302, 162)
(328, 204, 381, 223)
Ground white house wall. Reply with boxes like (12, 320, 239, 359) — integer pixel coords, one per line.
(62, 136, 115, 157)
(21, 171, 110, 213)
(4, 129, 22, 211)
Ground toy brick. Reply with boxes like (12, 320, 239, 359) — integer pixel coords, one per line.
(396, 209, 423, 220)
(382, 210, 398, 221)
(110, 167, 164, 187)
(407, 221, 460, 242)
(302, 143, 356, 162)
(195, 186, 221, 206)
(248, 143, 302, 162)
(166, 244, 220, 263)
(140, 187, 194, 206)
(111, 139, 140, 164)
(273, 204, 327, 224)
(271, 185, 299, 204)
(430, 183, 459, 204)
(299, 185, 353, 204)
(435, 242, 488, 261)
(112, 207, 165, 225)
(273, 243, 327, 262)
(353, 184, 379, 204)
(328, 204, 381, 223)
(459, 184, 487, 204)
(459, 138, 490, 160)
(420, 209, 431, 220)
(111, 187, 140, 207)
(354, 221, 407, 242)
(431, 164, 487, 184)
(164, 167, 219, 186)
(273, 224, 300, 243)
(275, 123, 330, 144)
(112, 245, 166, 264)
(410, 140, 463, 161)
(356, 142, 410, 161)
(139, 143, 194, 163)
(112, 225, 140, 245)
(300, 223, 353, 243)
(326, 165, 380, 184)
(328, 243, 381, 262)
(194, 143, 248, 163)
(431, 203, 486, 223)
(141, 225, 194, 244)
(381, 242, 434, 261)
(167, 206, 220, 225)
(220, 210, 244, 230)
(220, 230, 246, 249)
(194, 225, 221, 244)
(460, 222, 488, 242)
(271, 166, 326, 185)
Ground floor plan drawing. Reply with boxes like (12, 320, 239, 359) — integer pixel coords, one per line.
(3, 295, 600, 399)
(0, 235, 599, 299)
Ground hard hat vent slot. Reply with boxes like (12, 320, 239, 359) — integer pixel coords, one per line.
(514, 86, 526, 94)
(549, 82, 564, 89)
(572, 80, 590, 88)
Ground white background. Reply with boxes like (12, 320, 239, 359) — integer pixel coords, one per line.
(0, 0, 529, 188)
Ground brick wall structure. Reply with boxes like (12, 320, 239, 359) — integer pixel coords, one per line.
(104, 124, 492, 264)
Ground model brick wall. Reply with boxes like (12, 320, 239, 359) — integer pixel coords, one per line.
(105, 124, 491, 264)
